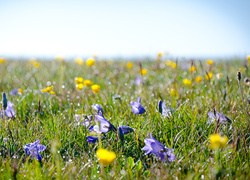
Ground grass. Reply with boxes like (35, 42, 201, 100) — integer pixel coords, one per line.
(0, 58, 249, 179)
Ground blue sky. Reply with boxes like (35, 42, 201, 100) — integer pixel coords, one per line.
(0, 0, 249, 59)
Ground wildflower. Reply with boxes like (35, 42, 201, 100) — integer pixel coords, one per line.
(86, 58, 95, 66)
(158, 100, 174, 118)
(23, 140, 46, 161)
(205, 72, 213, 80)
(207, 60, 213, 65)
(0, 58, 5, 63)
(127, 62, 133, 69)
(158, 52, 163, 57)
(41, 86, 53, 93)
(76, 83, 84, 90)
(75, 114, 92, 127)
(75, 77, 84, 84)
(91, 84, 100, 93)
(55, 57, 64, 61)
(166, 60, 177, 69)
(84, 80, 93, 87)
(96, 148, 116, 166)
(140, 69, 147, 76)
(183, 79, 192, 85)
(92, 104, 104, 114)
(247, 55, 250, 61)
(10, 88, 23, 96)
(50, 91, 55, 95)
(216, 73, 223, 79)
(33, 61, 40, 67)
(189, 66, 196, 72)
(118, 125, 134, 142)
(130, 97, 146, 114)
(135, 76, 143, 86)
(209, 134, 228, 150)
(207, 109, 232, 124)
(86, 136, 99, 143)
(2, 101, 16, 118)
(142, 134, 176, 162)
(89, 112, 116, 133)
(74, 57, 84, 65)
(195, 76, 202, 83)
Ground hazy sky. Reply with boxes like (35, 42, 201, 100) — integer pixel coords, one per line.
(0, 0, 249, 58)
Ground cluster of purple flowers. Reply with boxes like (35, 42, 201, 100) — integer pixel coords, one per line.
(85, 104, 134, 144)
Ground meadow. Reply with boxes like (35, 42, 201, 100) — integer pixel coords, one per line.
(0, 56, 249, 179)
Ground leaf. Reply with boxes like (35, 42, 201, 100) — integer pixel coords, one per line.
(127, 157, 134, 168)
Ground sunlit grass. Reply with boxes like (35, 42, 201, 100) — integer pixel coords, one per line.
(0, 58, 249, 179)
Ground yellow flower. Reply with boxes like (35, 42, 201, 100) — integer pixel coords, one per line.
(0, 58, 5, 63)
(96, 148, 116, 166)
(75, 77, 84, 84)
(158, 52, 163, 57)
(93, 54, 98, 58)
(216, 73, 223, 79)
(166, 60, 177, 69)
(183, 79, 192, 85)
(207, 60, 213, 65)
(247, 55, 250, 61)
(209, 134, 228, 150)
(127, 62, 133, 69)
(18, 88, 23, 94)
(42, 86, 53, 93)
(50, 91, 56, 95)
(84, 80, 93, 87)
(195, 76, 202, 83)
(76, 83, 84, 90)
(55, 57, 64, 61)
(33, 61, 40, 67)
(86, 58, 95, 66)
(74, 57, 84, 65)
(189, 66, 196, 72)
(140, 69, 147, 76)
(205, 72, 213, 80)
(91, 84, 100, 93)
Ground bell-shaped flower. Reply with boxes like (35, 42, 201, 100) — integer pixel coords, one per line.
(92, 104, 104, 114)
(208, 109, 232, 124)
(89, 112, 116, 134)
(23, 140, 46, 161)
(86, 136, 99, 143)
(142, 134, 176, 163)
(130, 97, 146, 114)
(118, 125, 134, 142)
(158, 100, 174, 118)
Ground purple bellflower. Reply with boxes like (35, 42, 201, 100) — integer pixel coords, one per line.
(86, 136, 99, 143)
(158, 100, 174, 118)
(23, 140, 46, 161)
(92, 104, 104, 114)
(9, 88, 19, 96)
(1, 101, 16, 118)
(118, 125, 134, 142)
(89, 112, 116, 133)
(130, 97, 146, 114)
(208, 108, 232, 124)
(142, 134, 176, 163)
